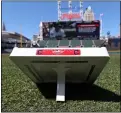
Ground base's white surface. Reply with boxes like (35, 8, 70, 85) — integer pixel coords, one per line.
(10, 47, 109, 57)
(9, 47, 110, 101)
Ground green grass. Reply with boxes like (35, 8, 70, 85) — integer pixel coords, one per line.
(1, 54, 120, 112)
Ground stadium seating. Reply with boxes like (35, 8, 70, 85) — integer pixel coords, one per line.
(37, 40, 47, 47)
(71, 40, 81, 47)
(82, 40, 93, 47)
(59, 40, 69, 47)
(46, 40, 59, 47)
(35, 40, 110, 48)
(94, 40, 106, 47)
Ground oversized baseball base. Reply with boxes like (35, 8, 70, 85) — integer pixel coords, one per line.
(10, 47, 110, 101)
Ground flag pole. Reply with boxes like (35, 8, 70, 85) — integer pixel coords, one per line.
(20, 25, 22, 48)
(100, 14, 103, 37)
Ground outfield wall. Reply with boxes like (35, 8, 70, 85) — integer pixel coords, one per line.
(106, 38, 120, 51)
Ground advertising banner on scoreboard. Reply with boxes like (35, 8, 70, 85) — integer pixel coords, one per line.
(42, 20, 100, 40)
(76, 21, 100, 39)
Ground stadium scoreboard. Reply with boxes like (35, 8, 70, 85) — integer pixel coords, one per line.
(42, 20, 100, 40)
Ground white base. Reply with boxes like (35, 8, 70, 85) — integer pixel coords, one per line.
(10, 47, 110, 102)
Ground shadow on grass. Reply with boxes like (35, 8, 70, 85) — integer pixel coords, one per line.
(36, 83, 120, 102)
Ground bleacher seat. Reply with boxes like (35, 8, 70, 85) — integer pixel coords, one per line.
(59, 40, 69, 47)
(82, 40, 93, 47)
(94, 40, 106, 47)
(37, 40, 47, 47)
(47, 40, 59, 47)
(71, 40, 81, 47)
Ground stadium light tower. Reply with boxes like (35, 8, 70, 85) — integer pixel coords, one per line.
(58, 0, 61, 21)
(80, 0, 83, 20)
(68, 0, 72, 20)
(68, 0, 83, 21)
(58, 0, 83, 21)
(2, 22, 6, 31)
(20, 25, 23, 48)
(115, 24, 120, 38)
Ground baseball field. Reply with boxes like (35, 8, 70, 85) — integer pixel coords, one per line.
(1, 54, 120, 112)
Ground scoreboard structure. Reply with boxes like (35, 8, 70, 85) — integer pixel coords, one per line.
(42, 20, 100, 40)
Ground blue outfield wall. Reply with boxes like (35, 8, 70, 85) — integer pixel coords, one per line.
(107, 38, 120, 51)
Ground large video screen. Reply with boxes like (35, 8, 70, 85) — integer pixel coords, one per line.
(42, 20, 100, 40)
(76, 21, 100, 39)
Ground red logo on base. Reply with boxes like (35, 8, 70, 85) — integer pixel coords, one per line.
(36, 49, 81, 55)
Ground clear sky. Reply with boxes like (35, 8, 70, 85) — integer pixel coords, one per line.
(2, 1, 120, 39)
